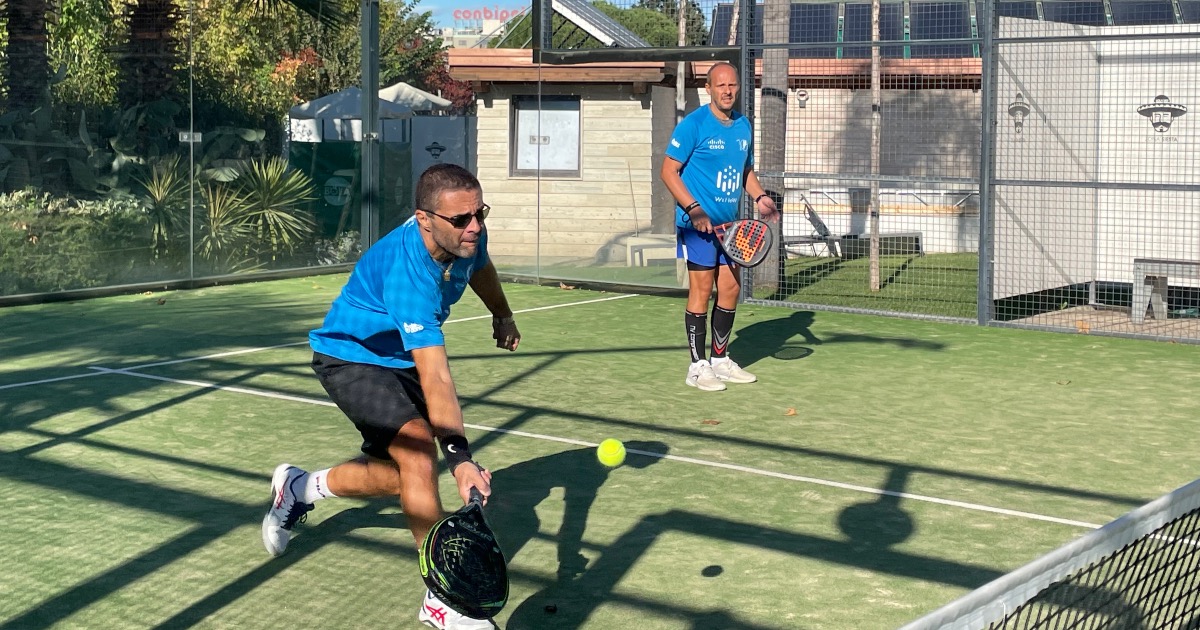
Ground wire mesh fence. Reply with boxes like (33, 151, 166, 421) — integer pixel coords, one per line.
(2, 0, 1198, 343)
(486, 0, 1200, 342)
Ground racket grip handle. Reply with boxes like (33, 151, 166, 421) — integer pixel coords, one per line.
(469, 487, 484, 506)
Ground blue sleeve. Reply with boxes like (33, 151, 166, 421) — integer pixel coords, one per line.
(382, 256, 445, 351)
(666, 115, 697, 164)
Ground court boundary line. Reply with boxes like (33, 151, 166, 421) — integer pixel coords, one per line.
(85, 365, 1102, 531)
(0, 293, 637, 391)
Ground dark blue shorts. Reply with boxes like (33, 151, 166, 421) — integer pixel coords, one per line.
(311, 352, 427, 460)
(677, 227, 731, 269)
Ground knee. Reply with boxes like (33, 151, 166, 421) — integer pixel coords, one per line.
(389, 422, 438, 477)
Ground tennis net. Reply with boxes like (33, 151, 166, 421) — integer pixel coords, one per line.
(900, 477, 1200, 630)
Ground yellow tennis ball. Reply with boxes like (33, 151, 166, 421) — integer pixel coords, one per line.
(596, 439, 626, 468)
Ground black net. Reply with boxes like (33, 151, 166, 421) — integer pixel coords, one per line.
(903, 479, 1200, 630)
(993, 508, 1200, 629)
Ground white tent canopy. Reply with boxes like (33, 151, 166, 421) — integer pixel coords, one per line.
(288, 86, 414, 120)
(288, 86, 414, 143)
(379, 82, 452, 112)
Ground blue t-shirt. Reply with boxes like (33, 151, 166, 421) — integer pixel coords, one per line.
(666, 105, 754, 228)
(309, 216, 490, 368)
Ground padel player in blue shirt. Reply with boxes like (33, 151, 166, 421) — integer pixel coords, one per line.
(262, 164, 518, 630)
(662, 61, 779, 392)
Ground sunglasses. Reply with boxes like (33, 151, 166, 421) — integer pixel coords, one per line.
(423, 205, 490, 229)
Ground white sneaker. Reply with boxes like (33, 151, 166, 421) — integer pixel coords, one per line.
(261, 463, 313, 557)
(710, 357, 757, 384)
(685, 360, 726, 391)
(418, 589, 496, 629)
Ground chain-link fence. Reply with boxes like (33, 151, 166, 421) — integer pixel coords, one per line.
(734, 1, 1200, 341)
(472, 0, 1196, 341)
(3, 1, 1197, 342)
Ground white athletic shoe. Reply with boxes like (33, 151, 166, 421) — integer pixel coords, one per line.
(261, 463, 313, 557)
(685, 360, 726, 391)
(710, 357, 757, 384)
(418, 589, 496, 629)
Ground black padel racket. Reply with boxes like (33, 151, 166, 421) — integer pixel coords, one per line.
(418, 488, 509, 619)
(715, 219, 774, 267)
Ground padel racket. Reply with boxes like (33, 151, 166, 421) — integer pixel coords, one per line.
(715, 219, 774, 267)
(418, 488, 509, 619)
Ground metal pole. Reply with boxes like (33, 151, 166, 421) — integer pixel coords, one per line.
(869, 0, 882, 291)
(976, 0, 998, 325)
(738, 0, 753, 301)
(361, 0, 381, 247)
(188, 0, 196, 282)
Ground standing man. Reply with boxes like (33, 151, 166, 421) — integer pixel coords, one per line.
(661, 61, 778, 392)
(262, 164, 519, 630)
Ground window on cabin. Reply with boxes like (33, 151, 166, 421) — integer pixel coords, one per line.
(510, 96, 582, 178)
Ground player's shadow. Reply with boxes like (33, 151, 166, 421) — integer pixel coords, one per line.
(487, 440, 670, 582)
(728, 310, 820, 368)
(836, 466, 917, 554)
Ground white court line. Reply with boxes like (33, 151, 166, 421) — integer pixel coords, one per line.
(0, 372, 108, 391)
(1, 293, 639, 389)
(90, 366, 1103, 531)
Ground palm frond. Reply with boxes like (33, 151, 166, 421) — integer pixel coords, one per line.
(246, 0, 353, 27)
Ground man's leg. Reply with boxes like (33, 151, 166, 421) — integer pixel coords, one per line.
(683, 265, 725, 392)
(709, 264, 757, 384)
(323, 417, 441, 544)
(710, 263, 741, 360)
(685, 266, 715, 364)
(678, 227, 727, 392)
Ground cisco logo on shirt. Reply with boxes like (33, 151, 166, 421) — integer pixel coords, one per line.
(708, 139, 726, 151)
(716, 165, 740, 196)
(402, 322, 424, 334)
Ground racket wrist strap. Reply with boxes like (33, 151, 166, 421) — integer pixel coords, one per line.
(440, 435, 474, 473)
(754, 194, 768, 204)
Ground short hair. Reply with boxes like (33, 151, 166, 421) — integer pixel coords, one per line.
(706, 62, 739, 84)
(416, 164, 481, 212)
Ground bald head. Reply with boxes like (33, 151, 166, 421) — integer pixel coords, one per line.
(706, 62, 738, 86)
(705, 62, 740, 118)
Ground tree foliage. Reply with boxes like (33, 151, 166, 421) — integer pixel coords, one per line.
(633, 0, 709, 46)
(423, 52, 475, 115)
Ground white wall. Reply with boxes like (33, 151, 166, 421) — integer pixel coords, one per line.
(992, 18, 1200, 298)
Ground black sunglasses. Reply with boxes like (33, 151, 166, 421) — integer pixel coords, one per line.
(423, 205, 490, 229)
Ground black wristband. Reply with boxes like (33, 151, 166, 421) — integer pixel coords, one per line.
(754, 194, 768, 204)
(684, 202, 700, 214)
(439, 434, 473, 473)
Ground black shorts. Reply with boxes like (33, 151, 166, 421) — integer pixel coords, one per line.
(311, 352, 428, 460)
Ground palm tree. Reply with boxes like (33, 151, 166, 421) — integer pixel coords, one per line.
(756, 0, 789, 294)
(2, 0, 52, 110)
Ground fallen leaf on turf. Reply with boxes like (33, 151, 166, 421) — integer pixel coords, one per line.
(701, 419, 720, 425)
(784, 408, 797, 416)
(156, 298, 166, 305)
(559, 282, 576, 290)
(1056, 380, 1071, 385)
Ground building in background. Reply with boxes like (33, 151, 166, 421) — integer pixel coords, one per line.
(439, 5, 525, 48)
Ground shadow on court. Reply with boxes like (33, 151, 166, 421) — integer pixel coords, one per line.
(502, 501, 1001, 630)
(728, 310, 945, 368)
(488, 441, 671, 580)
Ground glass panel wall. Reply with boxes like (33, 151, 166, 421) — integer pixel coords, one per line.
(0, 1, 459, 301)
